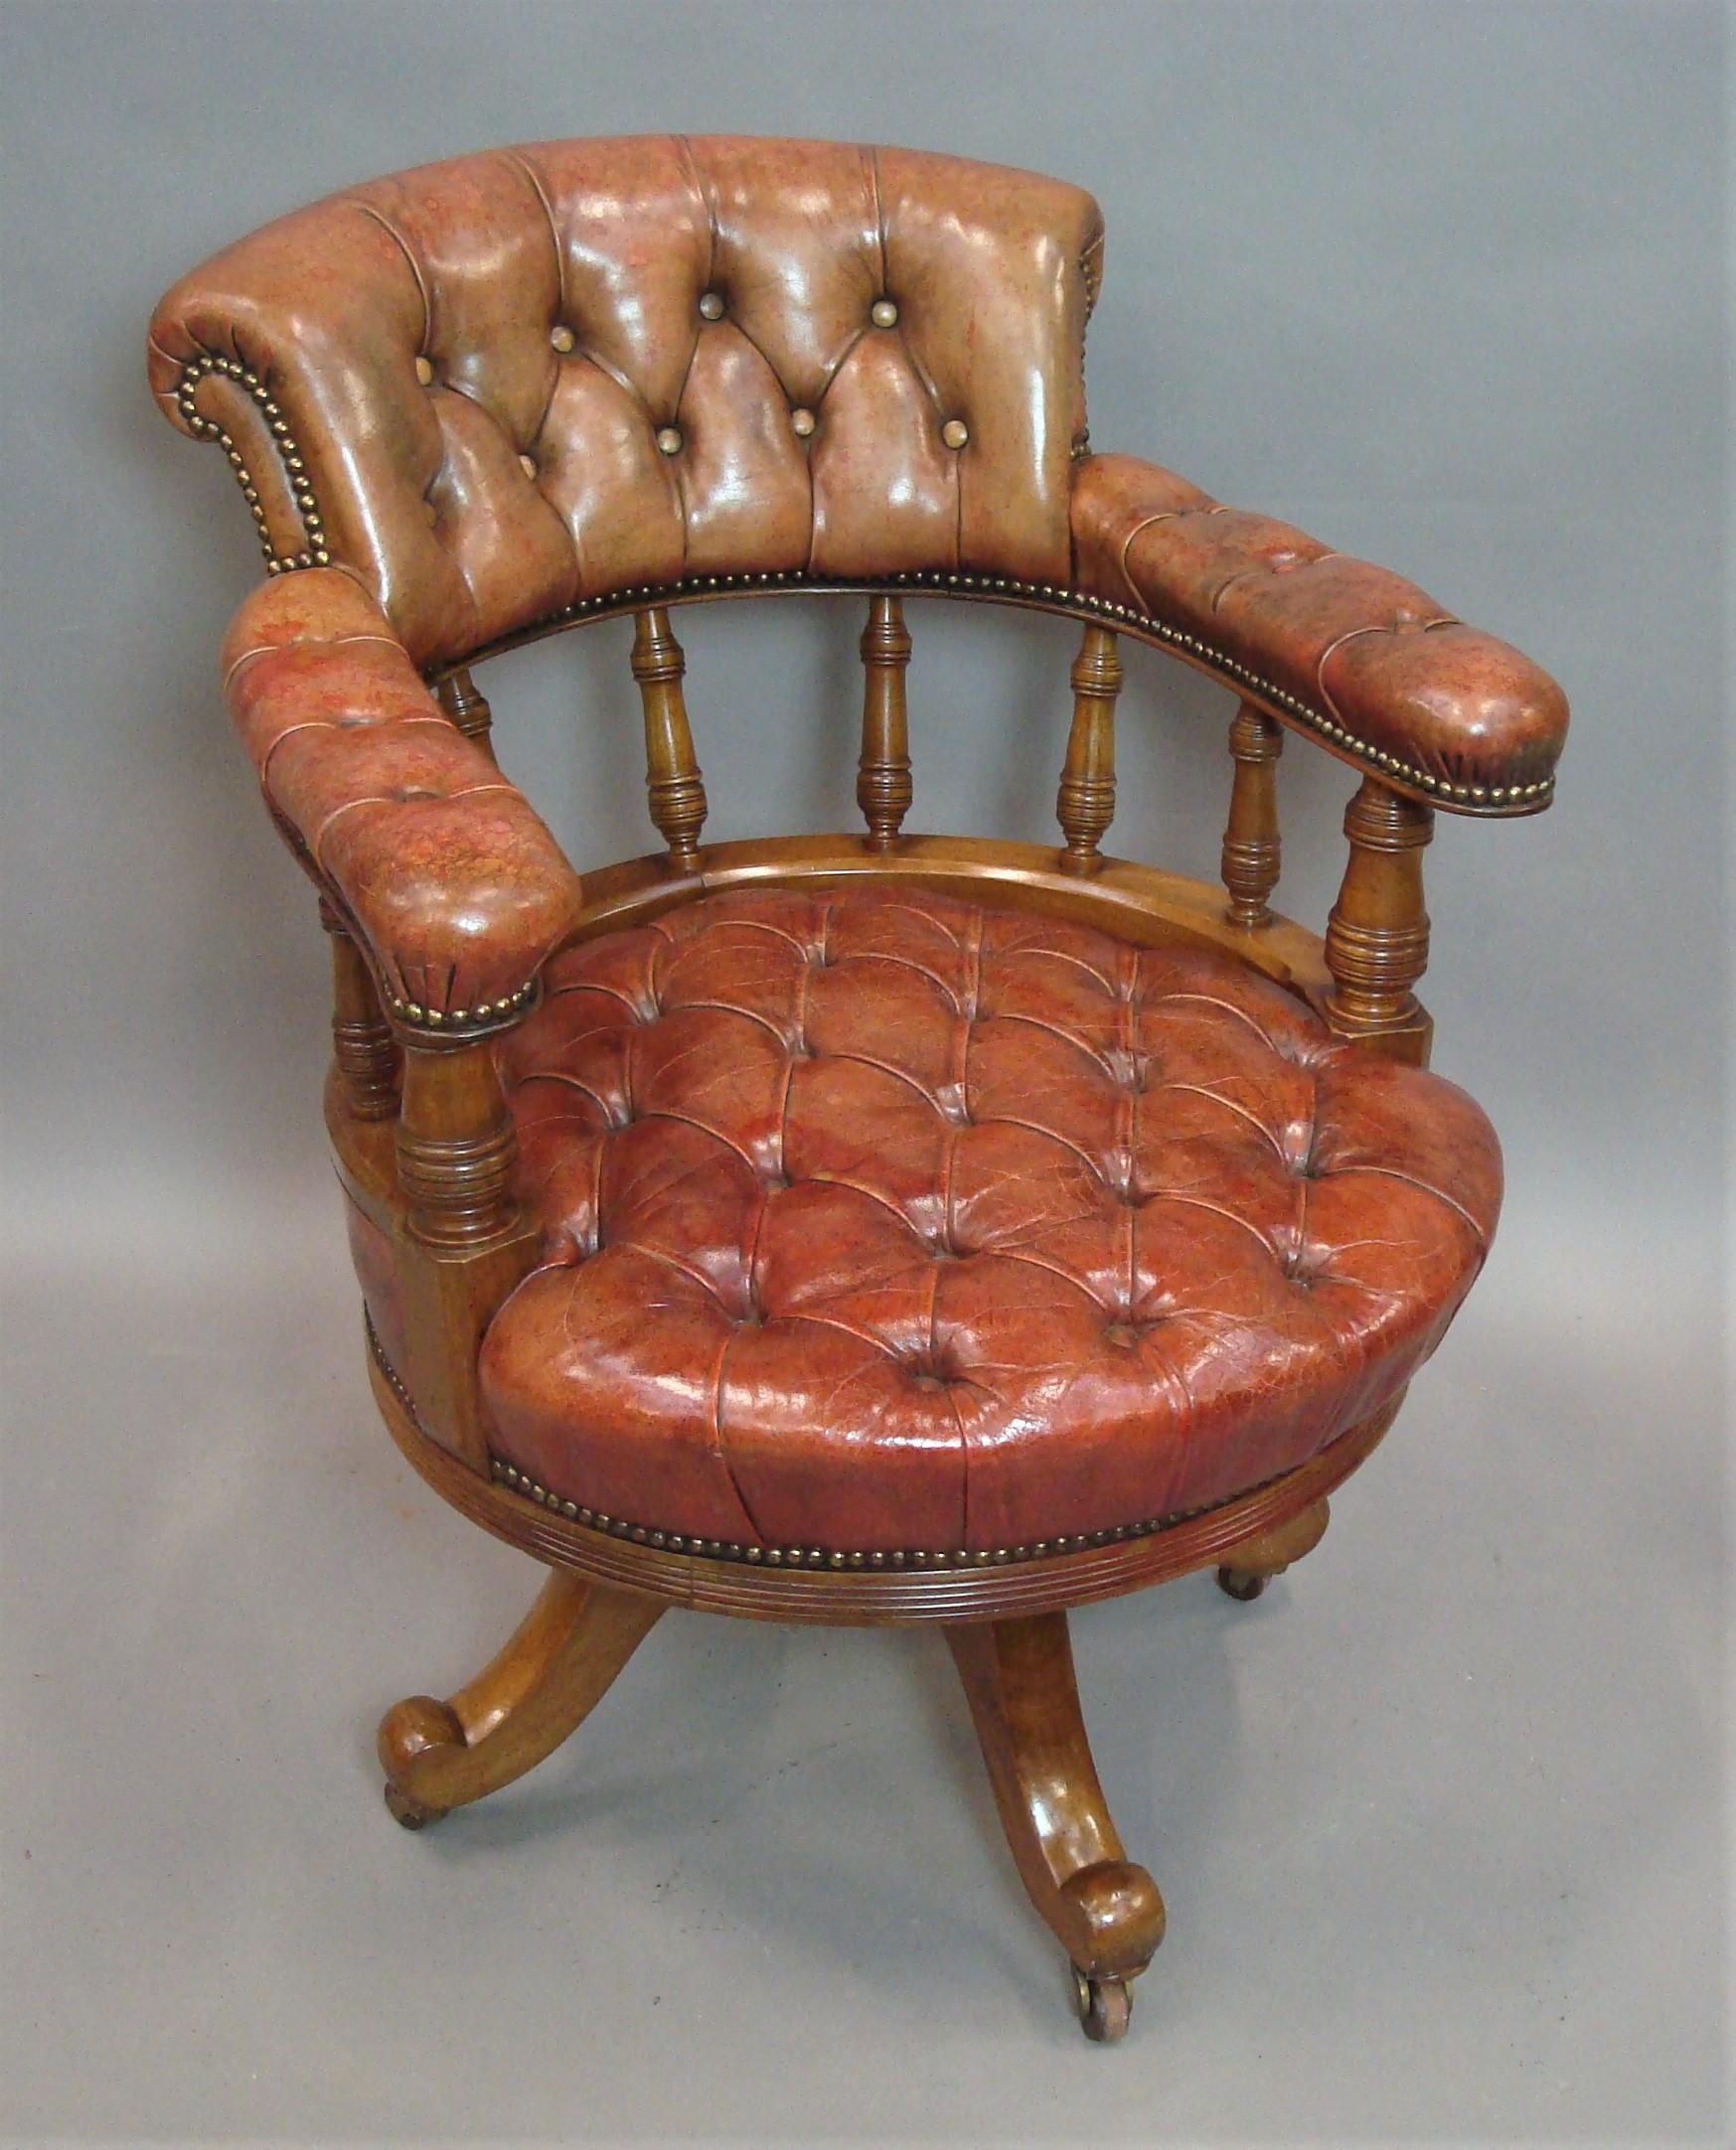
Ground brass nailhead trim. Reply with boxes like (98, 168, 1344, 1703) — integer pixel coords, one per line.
(368, 1313, 1178, 1574)
(487, 1451, 1199, 1572)
(176, 349, 1545, 810)
(467, 568, 1553, 812)
(176, 352, 328, 574)
(383, 973, 539, 1035)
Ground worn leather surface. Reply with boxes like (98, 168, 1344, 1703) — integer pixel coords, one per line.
(152, 135, 1566, 812)
(1070, 454, 1568, 803)
(478, 887, 1500, 1553)
(152, 136, 1103, 670)
(223, 570, 583, 1015)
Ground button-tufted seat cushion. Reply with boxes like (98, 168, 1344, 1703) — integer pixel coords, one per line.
(478, 888, 1501, 1558)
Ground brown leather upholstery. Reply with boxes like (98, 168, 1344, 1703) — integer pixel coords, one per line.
(476, 888, 1500, 1556)
(151, 135, 1565, 829)
(222, 570, 582, 1018)
(1071, 455, 1568, 807)
(151, 137, 1102, 668)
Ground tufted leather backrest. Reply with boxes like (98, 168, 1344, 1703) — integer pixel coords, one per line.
(149, 136, 1105, 672)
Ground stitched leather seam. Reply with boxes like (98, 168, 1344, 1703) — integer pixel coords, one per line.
(708, 1325, 771, 1545)
(505, 149, 565, 323)
(1142, 1187, 1292, 1257)
(1317, 1162, 1492, 1250)
(356, 202, 432, 351)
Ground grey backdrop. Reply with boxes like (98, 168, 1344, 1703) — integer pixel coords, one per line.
(2, 3, 1728, 2146)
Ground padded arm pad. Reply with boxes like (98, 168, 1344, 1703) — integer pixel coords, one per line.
(221, 570, 584, 1023)
(1070, 453, 1568, 812)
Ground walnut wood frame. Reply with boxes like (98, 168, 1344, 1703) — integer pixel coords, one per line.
(315, 586, 1451, 2041)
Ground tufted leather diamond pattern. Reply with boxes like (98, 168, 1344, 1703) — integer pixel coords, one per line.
(151, 137, 1102, 672)
(479, 887, 1501, 1555)
(220, 570, 582, 1016)
(1070, 454, 1569, 804)
(156, 136, 1567, 821)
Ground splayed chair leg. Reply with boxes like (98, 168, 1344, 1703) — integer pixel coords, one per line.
(946, 1611, 1165, 2043)
(378, 1569, 664, 1828)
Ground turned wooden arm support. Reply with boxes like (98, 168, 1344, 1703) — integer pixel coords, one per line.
(222, 570, 584, 1023)
(223, 571, 581, 1472)
(1069, 452, 1568, 815)
(1063, 450, 1566, 1062)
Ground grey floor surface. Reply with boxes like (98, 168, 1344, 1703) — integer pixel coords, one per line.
(2, 1182, 1727, 2150)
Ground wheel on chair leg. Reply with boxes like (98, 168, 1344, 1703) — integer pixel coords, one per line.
(1216, 1564, 1268, 1601)
(1071, 1963, 1133, 2043)
(383, 1780, 444, 1830)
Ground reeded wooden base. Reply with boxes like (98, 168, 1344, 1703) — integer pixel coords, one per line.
(1216, 1495, 1331, 1602)
(378, 1569, 663, 1826)
(947, 1613, 1166, 2043)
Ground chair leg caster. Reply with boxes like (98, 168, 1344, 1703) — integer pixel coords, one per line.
(383, 1778, 443, 1830)
(1216, 1564, 1267, 1601)
(1071, 1963, 1133, 2044)
(1215, 1494, 1331, 1605)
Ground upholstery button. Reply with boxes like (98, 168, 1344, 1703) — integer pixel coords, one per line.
(698, 291, 724, 321)
(790, 407, 816, 438)
(413, 356, 434, 386)
(656, 426, 683, 456)
(519, 453, 538, 479)
(941, 418, 969, 450)
(869, 298, 898, 329)
(550, 325, 575, 353)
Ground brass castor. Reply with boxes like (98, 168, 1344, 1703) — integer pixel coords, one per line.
(1215, 1495, 1331, 1606)
(383, 1779, 443, 1831)
(1216, 1565, 1268, 1602)
(1072, 1963, 1133, 2043)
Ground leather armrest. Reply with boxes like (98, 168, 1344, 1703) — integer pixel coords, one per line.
(221, 570, 584, 1023)
(1070, 453, 1568, 812)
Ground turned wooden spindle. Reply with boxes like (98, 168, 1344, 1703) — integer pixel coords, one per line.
(395, 1039, 521, 1251)
(857, 595, 913, 850)
(390, 1033, 541, 1474)
(630, 607, 707, 872)
(435, 667, 496, 764)
(319, 898, 399, 1119)
(1220, 702, 1284, 927)
(1325, 776, 1434, 1054)
(1055, 625, 1122, 875)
